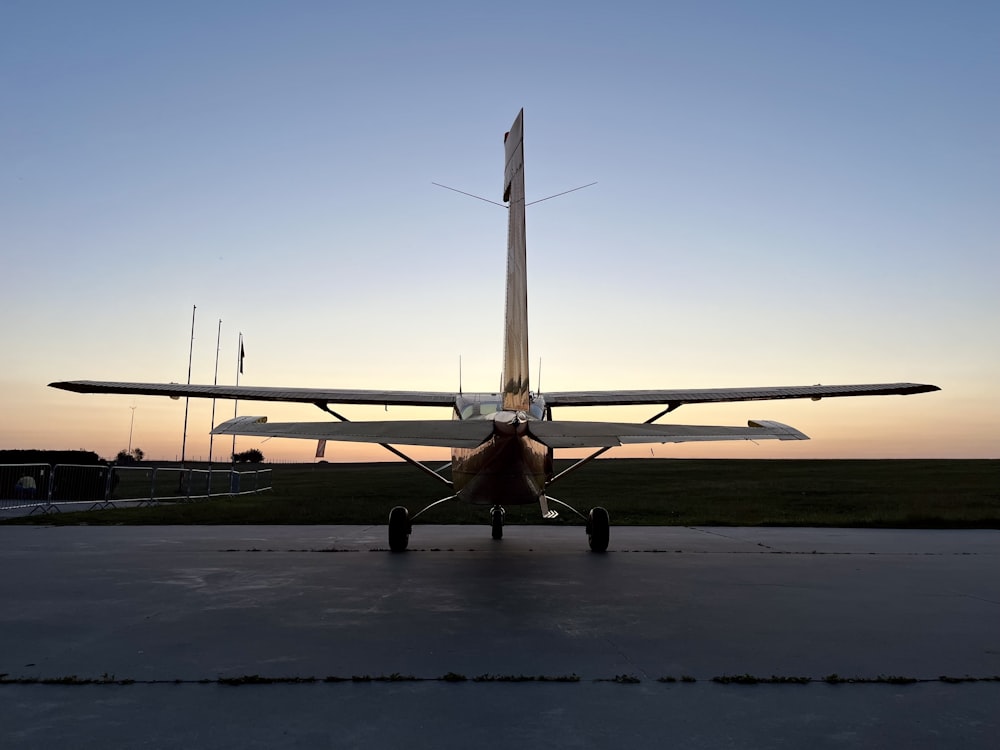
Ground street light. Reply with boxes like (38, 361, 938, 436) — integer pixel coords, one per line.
(127, 405, 136, 455)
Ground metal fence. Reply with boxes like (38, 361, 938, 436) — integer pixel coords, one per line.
(0, 463, 272, 515)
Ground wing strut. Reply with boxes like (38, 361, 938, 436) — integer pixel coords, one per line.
(544, 403, 681, 488)
(314, 403, 452, 487)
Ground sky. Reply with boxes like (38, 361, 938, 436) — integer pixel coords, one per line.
(2, 0, 997, 463)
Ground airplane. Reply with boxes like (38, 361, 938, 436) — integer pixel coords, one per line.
(50, 109, 939, 552)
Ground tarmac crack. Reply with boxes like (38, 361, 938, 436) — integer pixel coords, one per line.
(601, 636, 652, 681)
(686, 527, 775, 549)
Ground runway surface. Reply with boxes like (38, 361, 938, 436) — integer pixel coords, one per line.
(1, 524, 997, 748)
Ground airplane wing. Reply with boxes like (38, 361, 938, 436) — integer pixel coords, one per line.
(211, 416, 493, 448)
(527, 419, 808, 449)
(50, 381, 939, 409)
(542, 382, 939, 408)
(211, 415, 806, 450)
(48, 381, 457, 408)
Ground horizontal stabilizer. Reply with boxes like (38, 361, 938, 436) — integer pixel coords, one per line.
(543, 382, 939, 408)
(527, 419, 808, 449)
(49, 380, 457, 407)
(211, 417, 494, 448)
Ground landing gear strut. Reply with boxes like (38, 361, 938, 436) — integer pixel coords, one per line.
(490, 505, 505, 540)
(587, 507, 610, 553)
(388, 506, 411, 552)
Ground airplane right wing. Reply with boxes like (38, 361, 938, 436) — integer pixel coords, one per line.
(542, 382, 939, 408)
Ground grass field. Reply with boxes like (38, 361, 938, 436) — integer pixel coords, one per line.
(6, 459, 998, 528)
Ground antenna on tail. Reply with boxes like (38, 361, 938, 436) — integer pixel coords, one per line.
(431, 181, 597, 209)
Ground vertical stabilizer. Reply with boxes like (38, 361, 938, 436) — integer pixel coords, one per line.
(502, 109, 529, 411)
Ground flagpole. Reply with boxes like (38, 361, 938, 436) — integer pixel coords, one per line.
(208, 318, 222, 469)
(232, 332, 242, 464)
(180, 304, 196, 469)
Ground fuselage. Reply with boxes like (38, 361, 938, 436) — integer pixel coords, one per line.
(451, 393, 552, 506)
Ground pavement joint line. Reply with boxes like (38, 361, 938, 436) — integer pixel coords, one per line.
(212, 547, 984, 556)
(3, 674, 999, 687)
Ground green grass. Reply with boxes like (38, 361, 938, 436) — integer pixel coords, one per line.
(4, 459, 998, 527)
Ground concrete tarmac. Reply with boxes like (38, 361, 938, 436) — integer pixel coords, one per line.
(0, 524, 997, 748)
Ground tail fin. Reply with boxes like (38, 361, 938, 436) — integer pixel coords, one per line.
(502, 109, 529, 411)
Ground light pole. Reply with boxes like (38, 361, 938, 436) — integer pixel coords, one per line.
(127, 405, 137, 455)
(181, 304, 196, 468)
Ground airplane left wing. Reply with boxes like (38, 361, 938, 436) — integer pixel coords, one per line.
(543, 382, 939, 408)
(211, 416, 493, 448)
(49, 381, 457, 408)
(528, 419, 808, 449)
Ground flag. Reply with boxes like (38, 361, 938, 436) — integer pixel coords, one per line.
(315, 439, 327, 458)
(239, 341, 245, 374)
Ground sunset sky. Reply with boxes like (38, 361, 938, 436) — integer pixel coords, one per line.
(2, 1, 997, 463)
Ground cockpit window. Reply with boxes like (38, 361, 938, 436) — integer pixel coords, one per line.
(457, 397, 502, 419)
(457, 395, 545, 420)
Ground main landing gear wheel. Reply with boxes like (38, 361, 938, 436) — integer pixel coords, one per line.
(587, 507, 610, 553)
(490, 505, 505, 540)
(388, 506, 411, 552)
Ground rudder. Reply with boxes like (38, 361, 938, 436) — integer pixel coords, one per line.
(502, 109, 529, 411)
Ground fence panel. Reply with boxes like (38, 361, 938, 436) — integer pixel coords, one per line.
(2, 463, 273, 515)
(50, 464, 111, 506)
(234, 468, 272, 495)
(148, 468, 190, 502)
(111, 466, 156, 504)
(211, 469, 236, 495)
(0, 464, 50, 509)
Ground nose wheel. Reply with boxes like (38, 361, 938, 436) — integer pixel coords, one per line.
(490, 505, 505, 540)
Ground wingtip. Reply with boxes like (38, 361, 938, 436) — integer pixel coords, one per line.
(747, 420, 810, 440)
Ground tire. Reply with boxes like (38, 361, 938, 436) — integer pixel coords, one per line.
(588, 507, 610, 553)
(491, 508, 504, 540)
(388, 506, 410, 552)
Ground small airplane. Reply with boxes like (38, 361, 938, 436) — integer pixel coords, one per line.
(50, 110, 939, 552)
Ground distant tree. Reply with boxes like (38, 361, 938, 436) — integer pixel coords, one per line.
(115, 448, 145, 464)
(233, 448, 264, 464)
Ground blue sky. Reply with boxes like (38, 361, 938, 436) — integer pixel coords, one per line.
(2, 0, 997, 462)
